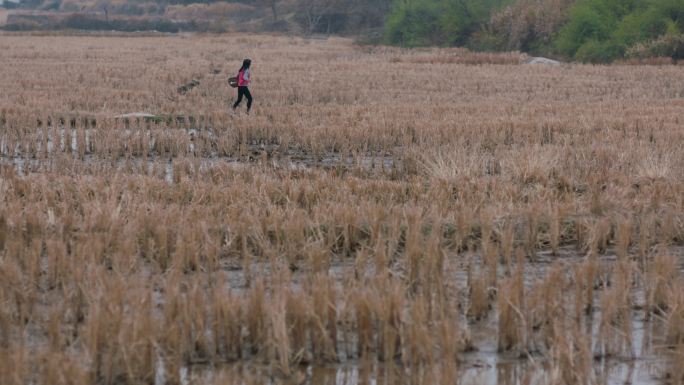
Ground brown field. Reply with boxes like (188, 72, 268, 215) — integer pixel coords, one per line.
(0, 33, 684, 385)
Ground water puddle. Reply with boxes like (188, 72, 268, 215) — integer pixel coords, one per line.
(0, 126, 400, 180)
(148, 246, 683, 385)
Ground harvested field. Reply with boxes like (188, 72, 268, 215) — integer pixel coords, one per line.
(0, 33, 683, 385)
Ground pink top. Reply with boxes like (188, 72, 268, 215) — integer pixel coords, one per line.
(238, 68, 251, 87)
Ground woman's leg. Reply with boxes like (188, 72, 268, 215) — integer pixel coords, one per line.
(233, 87, 245, 109)
(244, 87, 253, 112)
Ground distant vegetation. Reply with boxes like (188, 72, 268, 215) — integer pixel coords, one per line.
(555, 0, 684, 62)
(1, 0, 391, 35)
(2, 0, 683, 62)
(383, 0, 684, 62)
(383, 0, 511, 47)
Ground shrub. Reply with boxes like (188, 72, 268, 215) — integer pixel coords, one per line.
(574, 38, 621, 62)
(555, 0, 625, 58)
(626, 31, 684, 61)
(487, 0, 576, 52)
(384, 0, 441, 46)
(556, 0, 684, 62)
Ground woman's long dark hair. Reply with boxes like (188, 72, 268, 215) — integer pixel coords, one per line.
(240, 58, 252, 72)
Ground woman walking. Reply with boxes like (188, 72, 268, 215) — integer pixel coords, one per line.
(232, 59, 253, 114)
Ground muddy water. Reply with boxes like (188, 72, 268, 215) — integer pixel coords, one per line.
(164, 329, 668, 384)
(2, 128, 682, 385)
(0, 127, 400, 178)
(164, 347, 664, 385)
(156, 247, 683, 385)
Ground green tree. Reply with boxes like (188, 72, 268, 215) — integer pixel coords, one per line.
(384, 0, 510, 47)
(384, 0, 441, 46)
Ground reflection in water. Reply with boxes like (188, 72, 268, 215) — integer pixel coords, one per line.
(149, 252, 681, 385)
(168, 302, 674, 385)
(180, 354, 670, 385)
(183, 361, 541, 385)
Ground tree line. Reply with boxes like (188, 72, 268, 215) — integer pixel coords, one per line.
(4, 0, 683, 62)
(383, 0, 684, 62)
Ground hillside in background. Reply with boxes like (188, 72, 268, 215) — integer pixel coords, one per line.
(0, 0, 390, 35)
(1, 0, 683, 62)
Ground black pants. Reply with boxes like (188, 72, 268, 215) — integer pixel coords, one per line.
(233, 86, 253, 111)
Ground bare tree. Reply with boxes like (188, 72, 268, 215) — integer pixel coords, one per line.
(255, 0, 280, 21)
(95, 0, 110, 24)
(296, 0, 342, 35)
